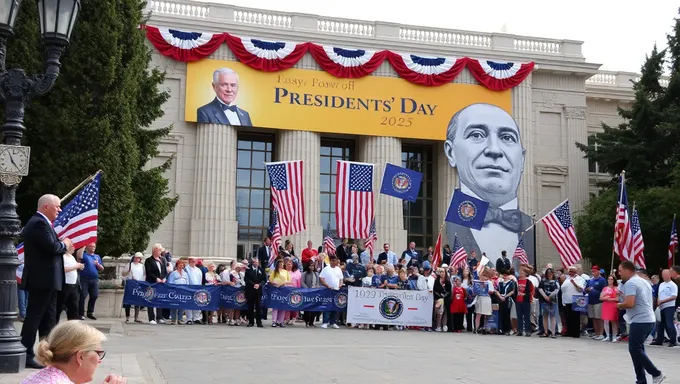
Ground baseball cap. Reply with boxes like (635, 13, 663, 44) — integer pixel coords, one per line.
(422, 261, 432, 270)
(591, 265, 599, 270)
(441, 264, 449, 269)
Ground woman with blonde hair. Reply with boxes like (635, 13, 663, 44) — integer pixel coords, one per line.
(204, 261, 221, 325)
(167, 259, 190, 325)
(21, 321, 125, 384)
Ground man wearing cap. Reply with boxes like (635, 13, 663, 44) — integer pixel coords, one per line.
(185, 257, 204, 324)
(422, 261, 436, 332)
(586, 265, 606, 340)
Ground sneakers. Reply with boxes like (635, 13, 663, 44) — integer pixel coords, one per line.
(331, 324, 340, 329)
(158, 319, 166, 324)
(601, 336, 611, 342)
(594, 335, 606, 341)
(149, 320, 157, 325)
(321, 323, 329, 329)
(652, 374, 666, 384)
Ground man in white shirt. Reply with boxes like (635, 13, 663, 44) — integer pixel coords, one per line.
(319, 256, 344, 329)
(185, 257, 204, 324)
(652, 269, 678, 347)
(560, 265, 585, 338)
(197, 68, 253, 126)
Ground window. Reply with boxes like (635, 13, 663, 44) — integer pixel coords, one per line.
(320, 139, 354, 235)
(236, 134, 274, 242)
(402, 146, 434, 250)
(588, 135, 601, 173)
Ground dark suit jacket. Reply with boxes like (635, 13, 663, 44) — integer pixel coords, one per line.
(446, 211, 535, 267)
(244, 266, 266, 291)
(197, 98, 253, 126)
(144, 256, 168, 283)
(336, 244, 349, 263)
(20, 213, 67, 291)
(257, 245, 272, 267)
(401, 249, 422, 265)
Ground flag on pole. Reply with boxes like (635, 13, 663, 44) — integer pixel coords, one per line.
(53, 172, 102, 249)
(630, 207, 646, 269)
(379, 163, 423, 202)
(431, 229, 443, 271)
(267, 209, 282, 266)
(336, 160, 374, 239)
(540, 200, 582, 268)
(363, 218, 377, 259)
(266, 161, 306, 236)
(513, 238, 530, 266)
(450, 234, 468, 268)
(16, 243, 24, 282)
(323, 221, 336, 257)
(614, 174, 633, 262)
(669, 216, 677, 268)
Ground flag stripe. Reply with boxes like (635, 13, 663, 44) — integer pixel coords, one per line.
(267, 161, 306, 237)
(669, 219, 678, 268)
(541, 200, 582, 268)
(336, 161, 373, 239)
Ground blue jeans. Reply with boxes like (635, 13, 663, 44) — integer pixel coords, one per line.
(629, 322, 662, 383)
(17, 289, 28, 318)
(322, 311, 337, 325)
(656, 306, 677, 344)
(79, 277, 99, 316)
(170, 309, 184, 322)
(516, 301, 531, 333)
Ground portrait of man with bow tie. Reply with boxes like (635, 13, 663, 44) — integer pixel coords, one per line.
(196, 68, 253, 126)
(443, 103, 534, 267)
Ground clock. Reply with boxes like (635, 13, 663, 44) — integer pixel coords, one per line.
(0, 145, 30, 177)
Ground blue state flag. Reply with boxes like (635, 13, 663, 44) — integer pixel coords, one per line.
(445, 189, 489, 231)
(380, 163, 423, 202)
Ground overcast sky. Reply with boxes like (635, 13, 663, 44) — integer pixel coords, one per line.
(197, 0, 679, 73)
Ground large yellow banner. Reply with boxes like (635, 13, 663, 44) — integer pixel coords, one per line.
(185, 59, 511, 140)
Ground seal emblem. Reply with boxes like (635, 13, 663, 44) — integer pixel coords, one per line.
(288, 291, 304, 308)
(235, 291, 247, 305)
(193, 289, 211, 307)
(379, 297, 403, 320)
(143, 286, 155, 302)
(457, 200, 477, 222)
(334, 292, 348, 309)
(391, 172, 411, 193)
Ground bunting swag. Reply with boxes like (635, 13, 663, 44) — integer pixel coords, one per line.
(466, 59, 535, 91)
(308, 44, 387, 78)
(225, 34, 309, 72)
(123, 280, 348, 312)
(144, 26, 226, 62)
(386, 52, 468, 87)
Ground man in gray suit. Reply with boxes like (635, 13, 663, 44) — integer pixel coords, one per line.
(444, 103, 535, 268)
(197, 68, 253, 126)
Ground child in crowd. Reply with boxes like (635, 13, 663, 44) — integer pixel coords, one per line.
(450, 277, 467, 332)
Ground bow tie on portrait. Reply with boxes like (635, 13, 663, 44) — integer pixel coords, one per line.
(484, 207, 522, 232)
(222, 104, 237, 112)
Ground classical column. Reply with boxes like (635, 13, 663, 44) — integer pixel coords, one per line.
(435, 148, 458, 245)
(190, 123, 239, 260)
(276, 131, 323, 249)
(513, 74, 534, 216)
(565, 106, 589, 213)
(357, 136, 407, 250)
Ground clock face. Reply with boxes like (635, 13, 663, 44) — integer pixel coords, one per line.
(0, 147, 29, 176)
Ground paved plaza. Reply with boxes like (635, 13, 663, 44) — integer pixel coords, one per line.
(2, 317, 680, 383)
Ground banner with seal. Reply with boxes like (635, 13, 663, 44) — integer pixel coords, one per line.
(346, 287, 434, 326)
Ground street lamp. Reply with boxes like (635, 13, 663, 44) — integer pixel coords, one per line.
(0, 0, 80, 373)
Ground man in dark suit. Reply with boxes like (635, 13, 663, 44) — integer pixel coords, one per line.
(336, 238, 349, 264)
(401, 241, 421, 266)
(244, 258, 266, 327)
(444, 103, 535, 267)
(144, 243, 168, 324)
(20, 194, 73, 369)
(256, 237, 272, 268)
(197, 68, 253, 126)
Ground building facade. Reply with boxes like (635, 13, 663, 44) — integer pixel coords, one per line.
(143, 0, 640, 267)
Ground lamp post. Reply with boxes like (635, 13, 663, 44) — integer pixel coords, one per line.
(0, 0, 80, 373)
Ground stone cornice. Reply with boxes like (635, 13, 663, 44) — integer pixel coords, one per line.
(535, 164, 569, 176)
(564, 107, 587, 120)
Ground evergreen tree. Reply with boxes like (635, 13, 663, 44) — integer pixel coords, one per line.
(3, 0, 177, 255)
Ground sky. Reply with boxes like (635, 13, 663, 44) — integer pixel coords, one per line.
(197, 0, 679, 73)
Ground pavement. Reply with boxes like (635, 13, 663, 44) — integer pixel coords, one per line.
(1, 317, 680, 384)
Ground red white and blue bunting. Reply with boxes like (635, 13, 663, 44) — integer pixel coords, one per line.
(143, 25, 534, 90)
(386, 52, 468, 87)
(466, 59, 535, 91)
(308, 44, 387, 78)
(225, 34, 309, 72)
(145, 26, 226, 62)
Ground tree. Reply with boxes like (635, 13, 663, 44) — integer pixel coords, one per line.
(3, 0, 177, 255)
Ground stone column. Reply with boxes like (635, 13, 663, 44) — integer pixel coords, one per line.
(565, 106, 589, 213)
(276, 131, 323, 249)
(190, 123, 239, 261)
(436, 148, 458, 245)
(513, 74, 534, 215)
(357, 136, 407, 250)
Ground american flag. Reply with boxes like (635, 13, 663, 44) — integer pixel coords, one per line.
(431, 230, 444, 271)
(336, 161, 374, 239)
(630, 207, 646, 269)
(669, 217, 678, 268)
(16, 173, 102, 275)
(266, 161, 306, 236)
(323, 221, 336, 257)
(513, 238, 529, 266)
(614, 174, 633, 262)
(16, 243, 24, 282)
(267, 209, 282, 266)
(449, 234, 468, 268)
(363, 218, 377, 260)
(541, 200, 582, 268)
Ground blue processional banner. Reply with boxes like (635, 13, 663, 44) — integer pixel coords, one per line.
(123, 280, 348, 312)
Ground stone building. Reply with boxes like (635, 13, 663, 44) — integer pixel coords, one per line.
(143, 1, 643, 267)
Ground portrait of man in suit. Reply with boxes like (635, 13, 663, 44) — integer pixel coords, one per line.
(444, 103, 535, 267)
(197, 68, 253, 126)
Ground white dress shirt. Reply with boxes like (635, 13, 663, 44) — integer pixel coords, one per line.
(216, 99, 242, 126)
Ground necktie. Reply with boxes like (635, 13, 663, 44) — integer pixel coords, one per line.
(222, 104, 237, 112)
(483, 207, 522, 232)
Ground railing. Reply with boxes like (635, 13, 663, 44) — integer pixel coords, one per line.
(586, 70, 670, 88)
(145, 1, 583, 57)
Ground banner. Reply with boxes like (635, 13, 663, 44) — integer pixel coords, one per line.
(380, 163, 423, 202)
(445, 189, 489, 231)
(123, 281, 347, 312)
(185, 59, 511, 140)
(346, 287, 433, 326)
(573, 294, 588, 313)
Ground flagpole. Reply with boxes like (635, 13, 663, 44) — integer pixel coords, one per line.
(674, 214, 677, 267)
(532, 214, 538, 270)
(60, 170, 102, 204)
(610, 171, 624, 276)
